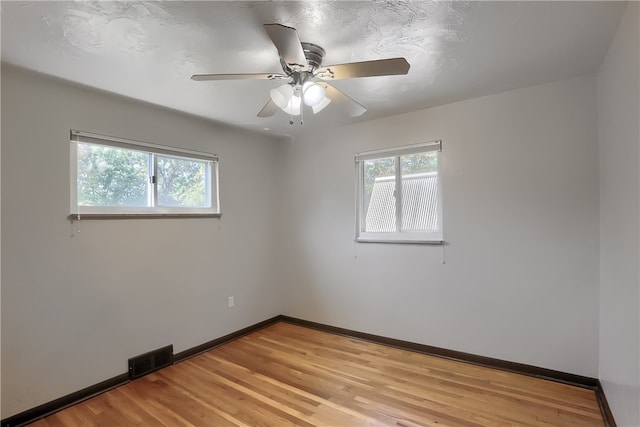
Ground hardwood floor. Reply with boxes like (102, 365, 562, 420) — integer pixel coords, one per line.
(29, 322, 604, 426)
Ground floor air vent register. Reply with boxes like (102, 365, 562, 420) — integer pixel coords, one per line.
(128, 344, 174, 380)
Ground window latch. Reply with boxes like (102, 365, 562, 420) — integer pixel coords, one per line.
(150, 176, 156, 184)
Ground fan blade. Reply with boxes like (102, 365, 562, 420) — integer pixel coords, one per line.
(263, 23, 307, 68)
(257, 99, 279, 118)
(316, 58, 410, 80)
(191, 73, 286, 81)
(322, 83, 367, 117)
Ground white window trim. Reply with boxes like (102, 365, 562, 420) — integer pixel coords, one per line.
(355, 140, 443, 244)
(70, 130, 220, 217)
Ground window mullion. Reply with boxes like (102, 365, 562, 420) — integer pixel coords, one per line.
(395, 156, 402, 232)
(150, 153, 157, 208)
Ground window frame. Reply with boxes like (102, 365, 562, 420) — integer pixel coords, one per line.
(70, 130, 220, 217)
(355, 140, 443, 244)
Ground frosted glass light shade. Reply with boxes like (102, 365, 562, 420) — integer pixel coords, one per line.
(283, 94, 301, 116)
(302, 82, 325, 106)
(270, 84, 293, 110)
(312, 96, 331, 114)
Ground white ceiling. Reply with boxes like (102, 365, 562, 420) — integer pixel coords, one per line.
(1, 1, 627, 138)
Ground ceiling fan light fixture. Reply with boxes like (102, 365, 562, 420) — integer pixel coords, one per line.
(312, 96, 331, 114)
(283, 94, 302, 116)
(302, 81, 325, 107)
(270, 84, 293, 110)
(193, 24, 410, 122)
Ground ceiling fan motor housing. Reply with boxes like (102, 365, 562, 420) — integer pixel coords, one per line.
(301, 42, 325, 71)
(282, 42, 326, 75)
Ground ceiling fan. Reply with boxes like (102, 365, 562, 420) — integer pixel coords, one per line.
(191, 24, 410, 124)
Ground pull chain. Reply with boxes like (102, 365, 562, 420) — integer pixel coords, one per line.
(71, 213, 81, 238)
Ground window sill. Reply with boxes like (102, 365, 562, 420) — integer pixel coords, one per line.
(68, 213, 222, 220)
(355, 238, 443, 245)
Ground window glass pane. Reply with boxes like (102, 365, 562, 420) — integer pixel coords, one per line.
(76, 143, 149, 207)
(400, 152, 439, 232)
(157, 155, 209, 207)
(363, 157, 396, 232)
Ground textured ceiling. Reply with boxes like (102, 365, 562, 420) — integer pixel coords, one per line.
(0, 1, 627, 138)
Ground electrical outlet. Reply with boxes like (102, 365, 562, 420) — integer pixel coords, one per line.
(228, 296, 234, 307)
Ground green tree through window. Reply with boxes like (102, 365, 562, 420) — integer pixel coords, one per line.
(77, 144, 149, 206)
(157, 156, 207, 207)
(71, 131, 219, 216)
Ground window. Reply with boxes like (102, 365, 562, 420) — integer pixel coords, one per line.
(355, 141, 442, 243)
(70, 130, 219, 216)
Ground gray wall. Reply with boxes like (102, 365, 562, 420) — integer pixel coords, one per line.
(277, 74, 601, 378)
(597, 3, 640, 426)
(1, 65, 285, 417)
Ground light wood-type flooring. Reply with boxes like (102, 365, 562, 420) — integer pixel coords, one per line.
(29, 322, 604, 426)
